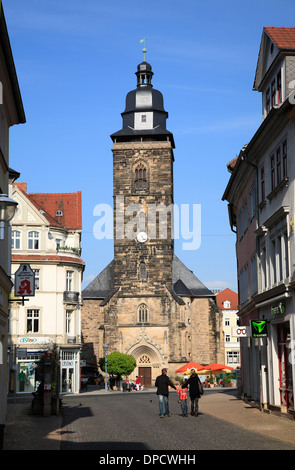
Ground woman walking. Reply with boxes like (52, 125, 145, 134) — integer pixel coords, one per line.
(182, 368, 203, 416)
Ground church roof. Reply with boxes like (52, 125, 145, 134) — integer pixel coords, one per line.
(82, 255, 214, 301)
(172, 256, 214, 298)
(82, 260, 114, 299)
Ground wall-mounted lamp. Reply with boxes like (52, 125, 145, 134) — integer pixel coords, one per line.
(0, 194, 18, 239)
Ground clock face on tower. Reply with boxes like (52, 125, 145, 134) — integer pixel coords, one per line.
(137, 231, 148, 243)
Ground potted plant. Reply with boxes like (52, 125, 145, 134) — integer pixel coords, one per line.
(209, 373, 214, 388)
(222, 375, 231, 387)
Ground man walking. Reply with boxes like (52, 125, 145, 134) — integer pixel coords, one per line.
(182, 368, 203, 417)
(155, 368, 176, 418)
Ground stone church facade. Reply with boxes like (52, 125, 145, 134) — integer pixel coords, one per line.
(81, 60, 224, 385)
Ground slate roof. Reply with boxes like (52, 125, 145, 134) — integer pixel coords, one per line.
(82, 255, 214, 301)
(172, 256, 214, 298)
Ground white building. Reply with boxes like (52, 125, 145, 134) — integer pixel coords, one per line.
(216, 288, 240, 368)
(9, 183, 84, 395)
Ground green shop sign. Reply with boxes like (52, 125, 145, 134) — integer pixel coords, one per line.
(251, 320, 268, 338)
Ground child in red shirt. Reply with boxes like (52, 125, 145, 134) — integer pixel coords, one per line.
(177, 385, 188, 417)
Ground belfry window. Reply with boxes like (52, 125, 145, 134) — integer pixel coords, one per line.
(138, 304, 148, 323)
(140, 262, 147, 280)
(134, 163, 147, 191)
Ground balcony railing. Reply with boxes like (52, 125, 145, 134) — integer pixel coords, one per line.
(63, 291, 80, 303)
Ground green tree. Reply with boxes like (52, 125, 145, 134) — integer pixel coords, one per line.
(99, 351, 136, 377)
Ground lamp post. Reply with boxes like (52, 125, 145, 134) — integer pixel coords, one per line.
(0, 194, 18, 239)
(103, 344, 109, 392)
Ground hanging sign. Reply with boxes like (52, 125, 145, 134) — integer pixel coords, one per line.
(251, 320, 268, 338)
(271, 302, 285, 316)
(232, 326, 251, 337)
(14, 264, 35, 297)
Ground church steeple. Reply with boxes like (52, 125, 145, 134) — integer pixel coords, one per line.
(111, 61, 175, 147)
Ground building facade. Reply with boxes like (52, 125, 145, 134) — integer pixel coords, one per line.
(216, 288, 240, 368)
(9, 183, 84, 395)
(0, 7, 25, 449)
(81, 60, 224, 385)
(223, 27, 295, 418)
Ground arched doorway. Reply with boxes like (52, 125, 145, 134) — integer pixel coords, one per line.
(127, 343, 163, 387)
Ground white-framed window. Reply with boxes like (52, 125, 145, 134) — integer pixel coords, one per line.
(224, 317, 230, 326)
(248, 185, 256, 221)
(28, 231, 39, 250)
(250, 253, 258, 295)
(224, 301, 231, 309)
(66, 271, 73, 291)
(33, 269, 40, 290)
(11, 230, 21, 249)
(227, 351, 240, 364)
(27, 309, 39, 333)
(225, 334, 231, 343)
(238, 202, 248, 241)
(239, 263, 249, 304)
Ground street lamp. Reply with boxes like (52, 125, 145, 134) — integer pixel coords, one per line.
(103, 344, 109, 393)
(0, 194, 18, 239)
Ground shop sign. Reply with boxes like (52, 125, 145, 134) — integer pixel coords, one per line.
(271, 302, 285, 316)
(251, 320, 268, 338)
(14, 264, 35, 297)
(19, 337, 51, 344)
(232, 326, 251, 337)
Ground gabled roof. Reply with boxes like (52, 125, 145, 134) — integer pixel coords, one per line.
(13, 183, 82, 231)
(254, 26, 295, 91)
(172, 255, 214, 298)
(82, 260, 114, 299)
(264, 27, 295, 49)
(216, 288, 238, 310)
(82, 255, 214, 301)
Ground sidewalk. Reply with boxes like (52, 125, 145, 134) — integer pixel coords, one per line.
(3, 387, 295, 450)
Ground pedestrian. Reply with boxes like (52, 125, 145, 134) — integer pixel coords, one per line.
(177, 384, 188, 417)
(182, 368, 203, 417)
(136, 376, 140, 390)
(155, 368, 176, 418)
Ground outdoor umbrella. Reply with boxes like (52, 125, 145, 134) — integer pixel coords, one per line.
(201, 363, 234, 374)
(175, 362, 205, 373)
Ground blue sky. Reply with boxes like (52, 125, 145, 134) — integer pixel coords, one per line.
(5, 0, 295, 291)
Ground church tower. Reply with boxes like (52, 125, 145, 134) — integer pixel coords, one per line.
(81, 55, 224, 385)
(111, 60, 175, 296)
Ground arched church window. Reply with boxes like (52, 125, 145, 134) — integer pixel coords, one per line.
(140, 262, 147, 280)
(134, 163, 147, 191)
(138, 304, 148, 323)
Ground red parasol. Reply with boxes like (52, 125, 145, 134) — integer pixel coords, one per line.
(202, 363, 234, 374)
(175, 361, 205, 373)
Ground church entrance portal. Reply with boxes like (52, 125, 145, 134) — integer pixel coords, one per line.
(139, 367, 151, 386)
